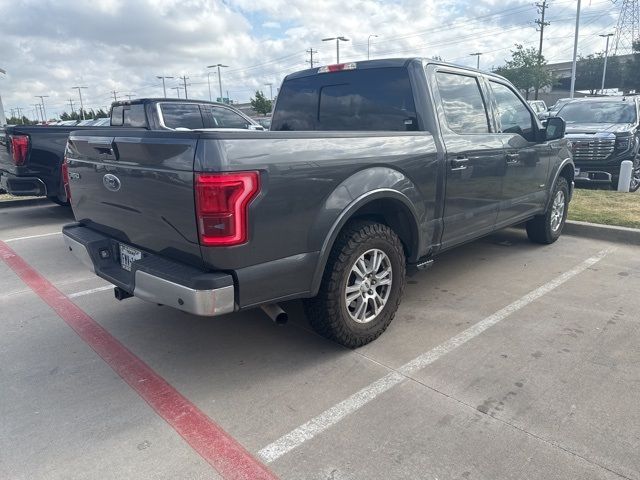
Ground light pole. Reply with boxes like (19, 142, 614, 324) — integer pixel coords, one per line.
(367, 34, 378, 60)
(264, 83, 273, 101)
(72, 86, 87, 120)
(35, 95, 49, 122)
(322, 36, 349, 63)
(569, 0, 581, 99)
(208, 64, 229, 103)
(156, 76, 173, 98)
(469, 52, 482, 69)
(599, 33, 614, 94)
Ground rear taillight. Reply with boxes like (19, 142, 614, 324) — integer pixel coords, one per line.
(195, 171, 260, 246)
(61, 158, 71, 201)
(10, 135, 29, 166)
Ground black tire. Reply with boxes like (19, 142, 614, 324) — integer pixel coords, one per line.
(630, 156, 640, 193)
(526, 176, 569, 244)
(303, 221, 406, 348)
(48, 195, 70, 206)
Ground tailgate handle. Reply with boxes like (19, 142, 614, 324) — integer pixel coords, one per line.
(89, 140, 118, 160)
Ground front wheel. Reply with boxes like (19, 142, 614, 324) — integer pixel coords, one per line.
(526, 176, 569, 244)
(629, 157, 640, 193)
(303, 221, 406, 348)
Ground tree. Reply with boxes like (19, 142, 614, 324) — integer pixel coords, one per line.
(250, 90, 272, 115)
(493, 44, 553, 99)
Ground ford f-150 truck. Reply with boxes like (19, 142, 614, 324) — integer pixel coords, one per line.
(62, 58, 573, 347)
(0, 99, 264, 205)
(560, 96, 640, 191)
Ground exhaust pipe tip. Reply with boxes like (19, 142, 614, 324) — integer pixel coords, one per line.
(261, 303, 288, 325)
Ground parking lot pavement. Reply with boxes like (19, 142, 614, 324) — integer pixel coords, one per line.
(1, 202, 639, 480)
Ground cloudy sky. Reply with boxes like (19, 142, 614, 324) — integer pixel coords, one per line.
(0, 0, 623, 120)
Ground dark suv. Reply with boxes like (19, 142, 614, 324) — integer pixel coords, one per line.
(560, 96, 640, 191)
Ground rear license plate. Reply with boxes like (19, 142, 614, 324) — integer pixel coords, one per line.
(119, 244, 142, 271)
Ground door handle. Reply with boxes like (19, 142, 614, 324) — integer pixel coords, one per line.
(450, 157, 469, 171)
(505, 152, 520, 164)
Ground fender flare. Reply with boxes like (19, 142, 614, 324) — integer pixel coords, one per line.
(547, 157, 574, 208)
(309, 188, 422, 296)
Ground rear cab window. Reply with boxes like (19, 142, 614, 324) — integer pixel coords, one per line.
(111, 104, 147, 127)
(435, 71, 490, 134)
(159, 103, 204, 129)
(271, 67, 419, 131)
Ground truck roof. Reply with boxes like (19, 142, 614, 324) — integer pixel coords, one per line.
(562, 96, 640, 103)
(282, 57, 510, 82)
(111, 98, 232, 108)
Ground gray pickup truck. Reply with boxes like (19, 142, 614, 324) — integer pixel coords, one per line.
(63, 58, 573, 347)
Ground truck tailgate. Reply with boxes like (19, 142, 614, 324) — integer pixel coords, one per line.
(66, 131, 203, 268)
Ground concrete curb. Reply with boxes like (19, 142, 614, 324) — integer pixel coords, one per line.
(564, 220, 640, 245)
(0, 198, 49, 209)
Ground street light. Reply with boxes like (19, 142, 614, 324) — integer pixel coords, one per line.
(599, 33, 614, 94)
(35, 95, 49, 122)
(469, 52, 483, 69)
(322, 36, 349, 63)
(264, 82, 273, 101)
(207, 64, 229, 103)
(71, 86, 88, 120)
(156, 76, 174, 98)
(367, 34, 378, 60)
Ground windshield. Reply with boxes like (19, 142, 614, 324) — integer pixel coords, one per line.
(558, 101, 637, 124)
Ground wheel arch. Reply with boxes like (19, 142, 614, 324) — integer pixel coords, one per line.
(309, 188, 422, 296)
(548, 158, 575, 207)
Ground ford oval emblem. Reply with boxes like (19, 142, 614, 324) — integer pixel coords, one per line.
(103, 174, 121, 192)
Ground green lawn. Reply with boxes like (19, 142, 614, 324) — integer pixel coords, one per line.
(569, 188, 640, 229)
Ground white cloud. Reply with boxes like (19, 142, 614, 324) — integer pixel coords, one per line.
(0, 0, 621, 120)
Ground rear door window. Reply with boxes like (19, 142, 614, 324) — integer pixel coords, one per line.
(272, 67, 418, 131)
(435, 72, 490, 134)
(160, 103, 204, 129)
(123, 104, 147, 128)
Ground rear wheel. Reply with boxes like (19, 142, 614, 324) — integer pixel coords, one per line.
(304, 221, 406, 348)
(526, 176, 569, 244)
(48, 195, 70, 206)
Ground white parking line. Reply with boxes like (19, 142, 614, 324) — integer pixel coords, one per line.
(68, 285, 113, 298)
(258, 248, 612, 463)
(4, 231, 61, 242)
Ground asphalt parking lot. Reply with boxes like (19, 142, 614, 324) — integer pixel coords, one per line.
(1, 201, 639, 480)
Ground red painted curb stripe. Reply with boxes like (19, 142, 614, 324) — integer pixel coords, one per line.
(0, 241, 278, 480)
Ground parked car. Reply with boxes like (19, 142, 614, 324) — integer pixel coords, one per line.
(548, 98, 572, 117)
(527, 100, 548, 119)
(63, 58, 573, 347)
(91, 117, 111, 126)
(0, 99, 264, 206)
(560, 96, 640, 191)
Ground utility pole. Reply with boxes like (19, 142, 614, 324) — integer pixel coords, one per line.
(32, 104, 42, 122)
(322, 36, 349, 63)
(469, 52, 482, 69)
(72, 86, 87, 120)
(306, 48, 318, 68)
(206, 72, 213, 101)
(172, 86, 181, 98)
(35, 95, 49, 122)
(569, 0, 581, 99)
(111, 90, 119, 102)
(367, 34, 378, 60)
(180, 75, 189, 99)
(156, 76, 173, 98)
(599, 33, 615, 94)
(264, 83, 273, 101)
(67, 98, 75, 116)
(534, 0, 550, 99)
(15, 106, 24, 124)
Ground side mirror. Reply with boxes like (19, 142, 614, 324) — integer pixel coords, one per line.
(544, 116, 565, 141)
